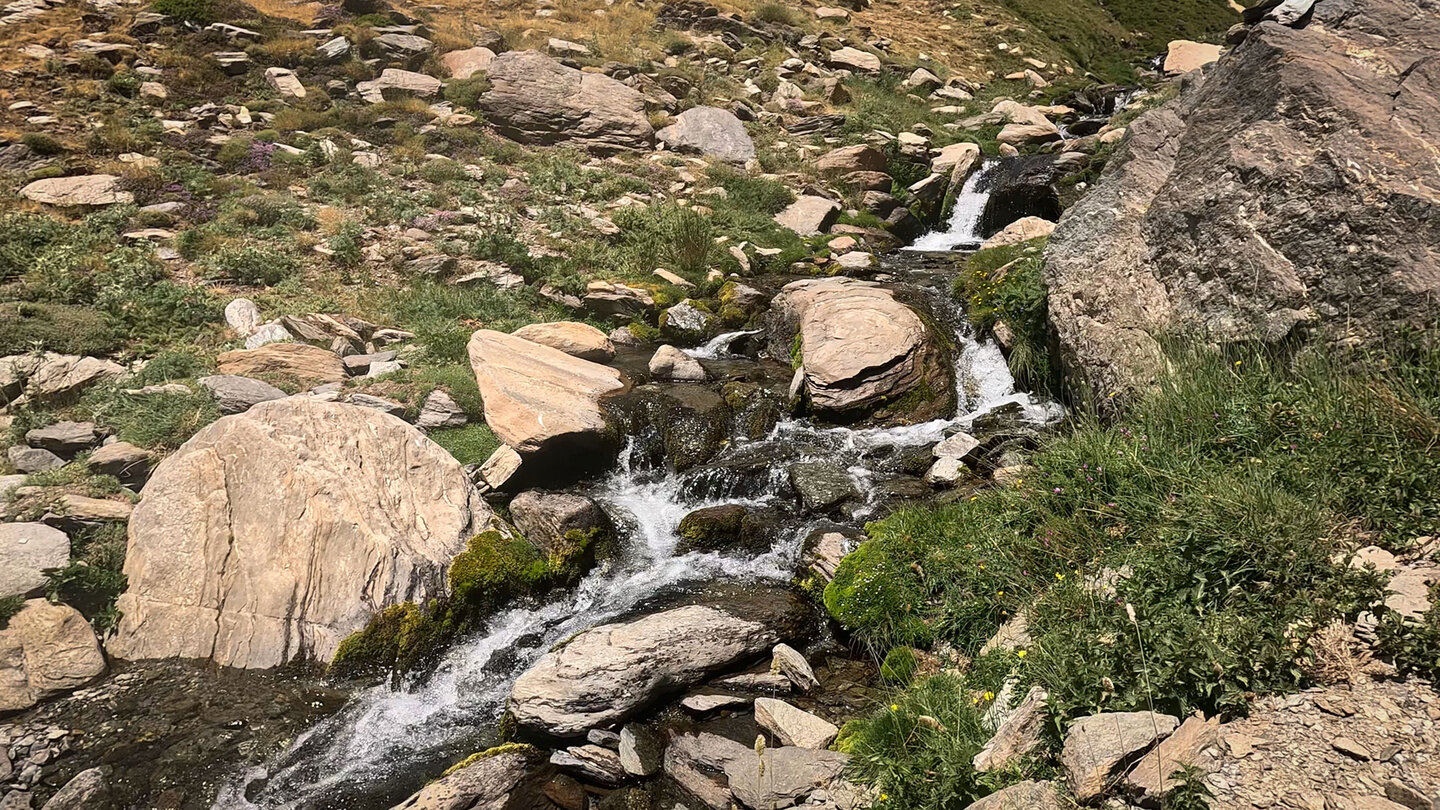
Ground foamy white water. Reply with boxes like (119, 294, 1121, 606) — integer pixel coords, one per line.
(908, 159, 999, 251)
(683, 330, 760, 360)
(216, 255, 1061, 809)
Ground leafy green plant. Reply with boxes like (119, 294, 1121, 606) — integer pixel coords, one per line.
(151, 0, 213, 22)
(665, 206, 713, 279)
(45, 523, 128, 633)
(205, 243, 300, 286)
(957, 238, 1052, 390)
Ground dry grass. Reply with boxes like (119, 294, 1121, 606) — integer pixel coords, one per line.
(1306, 619, 1373, 685)
(245, 0, 324, 22)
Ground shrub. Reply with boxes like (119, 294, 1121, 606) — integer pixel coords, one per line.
(20, 133, 65, 156)
(205, 243, 300, 286)
(150, 0, 213, 22)
(83, 385, 219, 450)
(45, 523, 128, 633)
(753, 1, 801, 25)
(0, 302, 121, 356)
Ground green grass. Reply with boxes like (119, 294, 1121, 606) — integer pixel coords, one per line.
(832, 337, 1440, 807)
(45, 522, 128, 633)
(367, 281, 568, 364)
(956, 239, 1052, 392)
(427, 424, 502, 466)
(81, 384, 220, 451)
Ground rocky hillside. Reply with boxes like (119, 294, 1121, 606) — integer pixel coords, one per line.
(4, 0, 1440, 808)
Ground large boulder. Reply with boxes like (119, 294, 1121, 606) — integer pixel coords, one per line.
(509, 589, 811, 737)
(467, 330, 625, 484)
(774, 196, 840, 236)
(0, 599, 106, 712)
(441, 46, 496, 79)
(480, 51, 653, 154)
(657, 106, 756, 164)
(770, 277, 952, 422)
(1045, 2, 1440, 404)
(1061, 711, 1179, 803)
(1163, 40, 1223, 74)
(107, 399, 493, 669)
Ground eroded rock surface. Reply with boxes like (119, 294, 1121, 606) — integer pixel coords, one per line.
(480, 50, 653, 154)
(108, 398, 491, 669)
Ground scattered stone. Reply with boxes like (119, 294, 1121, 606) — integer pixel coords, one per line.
(815, 144, 887, 174)
(24, 421, 100, 456)
(264, 67, 306, 99)
(717, 672, 794, 692)
(657, 105, 756, 164)
(755, 697, 839, 749)
(0, 523, 69, 600)
(39, 767, 108, 809)
(442, 46, 496, 79)
(507, 490, 611, 557)
(0, 600, 105, 712)
(649, 345, 708, 381)
(551, 745, 626, 786)
(85, 441, 155, 488)
(962, 780, 1063, 810)
(19, 175, 132, 206)
(1332, 736, 1374, 761)
(391, 748, 544, 810)
(619, 724, 662, 777)
(681, 693, 751, 713)
(774, 196, 840, 236)
(509, 596, 808, 736)
(216, 344, 347, 386)
(981, 216, 1056, 248)
(415, 389, 468, 429)
(357, 69, 442, 103)
(974, 686, 1049, 773)
(771, 643, 818, 692)
(480, 50, 653, 154)
(1164, 40, 1223, 74)
(827, 46, 881, 73)
(245, 322, 293, 349)
(512, 321, 616, 363)
(1061, 711, 1179, 803)
(7, 446, 64, 474)
(107, 399, 492, 669)
(1, 353, 126, 405)
(224, 298, 261, 337)
(198, 374, 288, 414)
(1122, 714, 1220, 801)
(584, 281, 656, 319)
(725, 746, 849, 810)
(347, 393, 406, 418)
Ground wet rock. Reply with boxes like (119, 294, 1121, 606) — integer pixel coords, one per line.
(480, 51, 653, 154)
(415, 389, 468, 430)
(676, 504, 776, 553)
(619, 724, 662, 777)
(754, 697, 838, 748)
(770, 643, 818, 692)
(774, 196, 840, 236)
(803, 530, 850, 584)
(215, 344, 347, 387)
(1061, 711, 1179, 803)
(544, 773, 587, 810)
(509, 592, 810, 737)
(608, 384, 731, 473)
(962, 780, 1063, 810)
(551, 744, 626, 786)
(657, 105, 755, 164)
(391, 747, 552, 810)
(39, 767, 108, 809)
(925, 430, 982, 487)
(198, 374, 287, 414)
(724, 746, 849, 809)
(0, 600, 105, 712)
(717, 672, 793, 692)
(650, 345, 708, 382)
(770, 278, 951, 422)
(19, 175, 132, 206)
(682, 693, 752, 713)
(0, 523, 69, 600)
(974, 154, 1063, 239)
(661, 300, 718, 341)
(467, 330, 625, 483)
(664, 732, 750, 810)
(508, 490, 613, 557)
(788, 461, 858, 512)
(513, 322, 616, 363)
(108, 399, 492, 669)
(24, 422, 100, 456)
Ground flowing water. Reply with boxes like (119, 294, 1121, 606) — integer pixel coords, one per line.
(907, 159, 999, 252)
(216, 256, 1058, 810)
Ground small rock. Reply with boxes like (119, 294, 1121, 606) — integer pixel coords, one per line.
(619, 724, 662, 777)
(550, 745, 626, 787)
(198, 374, 287, 414)
(754, 697, 839, 749)
(771, 643, 818, 692)
(649, 345, 708, 381)
(1331, 736, 1373, 761)
(415, 389, 468, 430)
(7, 447, 64, 474)
(681, 694, 752, 713)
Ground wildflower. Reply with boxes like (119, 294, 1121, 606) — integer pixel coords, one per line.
(1234, 360, 1243, 366)
(983, 691, 995, 702)
(997, 590, 1004, 597)
(1053, 487, 1063, 494)
(1016, 650, 1027, 659)
(880, 795, 888, 802)
(1056, 572, 1065, 581)
(890, 704, 899, 712)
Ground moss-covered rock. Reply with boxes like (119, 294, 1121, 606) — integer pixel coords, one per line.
(676, 504, 779, 554)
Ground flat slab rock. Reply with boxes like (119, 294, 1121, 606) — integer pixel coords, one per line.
(467, 329, 625, 458)
(479, 50, 653, 154)
(0, 522, 70, 599)
(1062, 710, 1180, 802)
(108, 398, 492, 669)
(509, 597, 807, 737)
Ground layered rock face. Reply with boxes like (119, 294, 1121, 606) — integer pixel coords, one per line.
(1045, 0, 1440, 402)
(770, 278, 952, 423)
(479, 50, 653, 154)
(467, 329, 626, 483)
(108, 399, 492, 669)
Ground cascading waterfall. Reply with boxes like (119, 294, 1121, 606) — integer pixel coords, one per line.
(907, 158, 999, 252)
(216, 257, 1060, 810)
